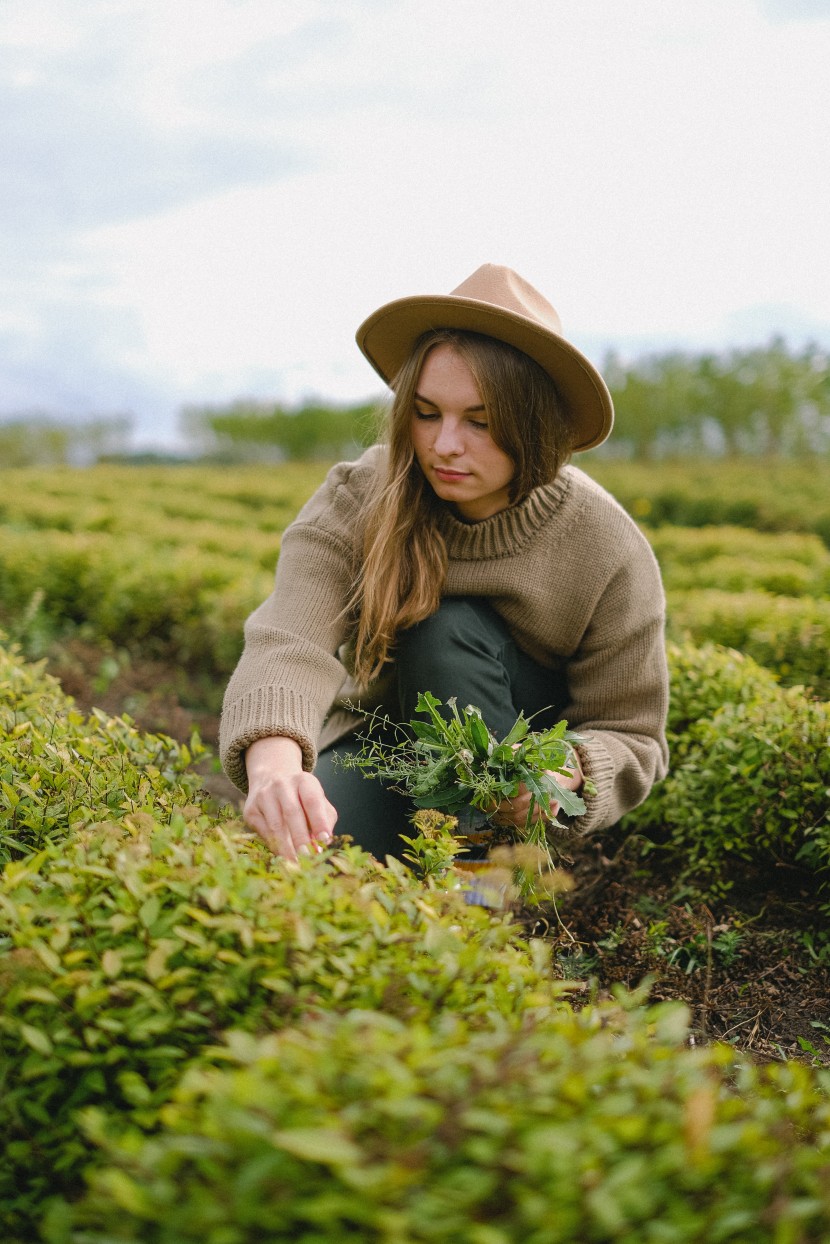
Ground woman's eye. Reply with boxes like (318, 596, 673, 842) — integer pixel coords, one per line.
(469, 419, 489, 431)
(414, 408, 438, 420)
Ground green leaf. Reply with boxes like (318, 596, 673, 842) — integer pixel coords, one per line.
(101, 949, 123, 979)
(272, 1127, 362, 1166)
(139, 896, 161, 928)
(20, 1023, 54, 1055)
(469, 714, 491, 759)
(541, 774, 587, 818)
(502, 715, 530, 747)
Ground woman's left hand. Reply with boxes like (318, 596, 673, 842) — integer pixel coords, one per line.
(492, 760, 583, 830)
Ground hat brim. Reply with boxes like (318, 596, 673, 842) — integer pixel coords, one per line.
(356, 293, 613, 452)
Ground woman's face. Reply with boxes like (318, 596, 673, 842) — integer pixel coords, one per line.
(410, 344, 515, 521)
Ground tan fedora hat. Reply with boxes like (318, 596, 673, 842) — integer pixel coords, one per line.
(355, 263, 613, 452)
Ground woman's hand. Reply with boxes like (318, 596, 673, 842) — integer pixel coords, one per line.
(492, 756, 584, 830)
(243, 736, 337, 862)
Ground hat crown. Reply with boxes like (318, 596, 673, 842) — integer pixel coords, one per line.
(450, 264, 563, 337)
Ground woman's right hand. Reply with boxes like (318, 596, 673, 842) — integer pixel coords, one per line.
(243, 736, 338, 862)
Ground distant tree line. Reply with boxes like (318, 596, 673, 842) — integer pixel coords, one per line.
(0, 414, 132, 467)
(183, 340, 830, 463)
(3, 340, 828, 466)
(180, 399, 381, 463)
(603, 339, 830, 459)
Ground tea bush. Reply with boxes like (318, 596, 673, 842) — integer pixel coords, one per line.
(0, 642, 208, 863)
(627, 642, 830, 893)
(0, 824, 555, 1230)
(0, 463, 319, 682)
(0, 462, 329, 536)
(666, 589, 830, 696)
(0, 529, 272, 683)
(650, 525, 830, 597)
(52, 1007, 830, 1244)
(2, 641, 830, 1241)
(584, 457, 830, 544)
(1, 645, 551, 1227)
(10, 457, 828, 544)
(5, 464, 830, 710)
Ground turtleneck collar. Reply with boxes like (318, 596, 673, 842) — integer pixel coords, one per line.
(437, 467, 573, 560)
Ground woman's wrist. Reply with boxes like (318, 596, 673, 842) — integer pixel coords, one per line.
(245, 735, 304, 784)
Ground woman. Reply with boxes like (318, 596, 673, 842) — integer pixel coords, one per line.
(220, 264, 669, 862)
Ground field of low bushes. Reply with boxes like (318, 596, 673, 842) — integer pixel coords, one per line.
(1, 456, 830, 1240)
(2, 458, 830, 703)
(0, 462, 330, 704)
(1, 642, 829, 1241)
(585, 455, 830, 545)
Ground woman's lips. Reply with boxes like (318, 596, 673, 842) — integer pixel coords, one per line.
(433, 467, 470, 482)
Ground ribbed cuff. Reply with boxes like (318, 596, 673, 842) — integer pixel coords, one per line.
(220, 686, 321, 793)
(569, 735, 616, 835)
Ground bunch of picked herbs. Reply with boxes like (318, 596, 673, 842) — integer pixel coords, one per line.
(343, 691, 591, 871)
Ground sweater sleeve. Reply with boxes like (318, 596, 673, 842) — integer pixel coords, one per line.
(561, 531, 669, 835)
(219, 456, 374, 793)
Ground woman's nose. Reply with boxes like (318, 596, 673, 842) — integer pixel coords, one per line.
(433, 417, 463, 455)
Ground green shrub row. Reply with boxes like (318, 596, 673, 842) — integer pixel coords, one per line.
(666, 589, 830, 697)
(0, 531, 273, 687)
(0, 642, 552, 1231)
(4, 524, 830, 705)
(5, 461, 830, 552)
(0, 462, 328, 539)
(650, 525, 830, 597)
(625, 643, 830, 897)
(0, 817, 549, 1237)
(59, 1003, 830, 1244)
(0, 642, 208, 864)
(4, 458, 830, 543)
(4, 464, 830, 709)
(1, 641, 830, 1240)
(584, 457, 830, 545)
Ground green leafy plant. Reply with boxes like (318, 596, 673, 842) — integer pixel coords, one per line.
(399, 808, 466, 881)
(0, 814, 560, 1236)
(344, 692, 588, 860)
(55, 1005, 830, 1244)
(625, 642, 830, 911)
(585, 456, 830, 543)
(400, 811, 572, 913)
(0, 640, 209, 864)
(666, 589, 830, 696)
(3, 637, 830, 1243)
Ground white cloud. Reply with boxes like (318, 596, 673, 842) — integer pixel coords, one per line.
(1, 0, 829, 441)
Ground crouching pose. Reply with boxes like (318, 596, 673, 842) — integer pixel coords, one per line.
(220, 264, 669, 861)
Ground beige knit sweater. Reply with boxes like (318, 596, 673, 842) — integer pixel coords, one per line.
(220, 445, 669, 834)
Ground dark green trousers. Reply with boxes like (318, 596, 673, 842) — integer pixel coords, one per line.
(315, 597, 567, 860)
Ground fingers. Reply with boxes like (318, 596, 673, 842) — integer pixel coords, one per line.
(244, 772, 338, 862)
(490, 757, 583, 831)
(493, 787, 533, 829)
(493, 781, 562, 829)
(554, 764, 583, 792)
(297, 774, 338, 844)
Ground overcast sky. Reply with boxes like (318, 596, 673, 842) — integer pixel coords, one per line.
(2, 0, 829, 447)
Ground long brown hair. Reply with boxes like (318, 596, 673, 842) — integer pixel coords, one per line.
(350, 329, 571, 685)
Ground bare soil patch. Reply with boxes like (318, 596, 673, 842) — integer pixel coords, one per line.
(543, 826, 830, 1066)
